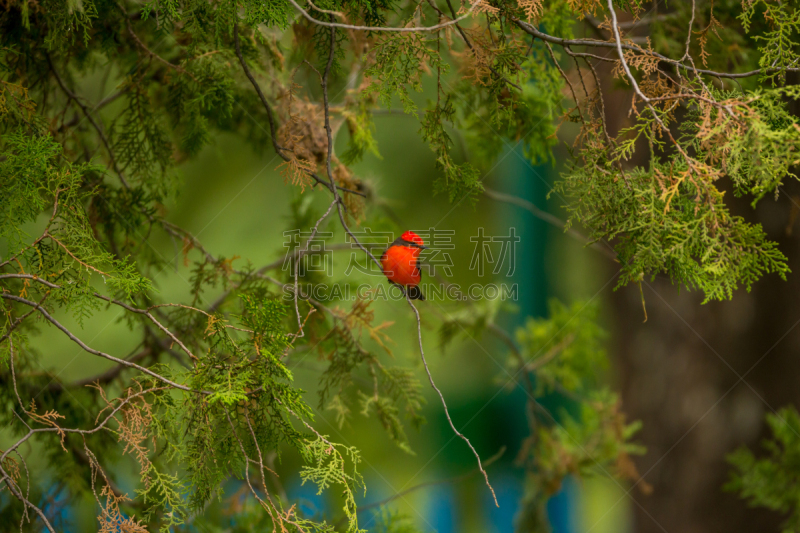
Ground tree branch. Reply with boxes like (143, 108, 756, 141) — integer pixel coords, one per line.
(405, 293, 498, 507)
(483, 187, 618, 260)
(514, 18, 800, 79)
(0, 294, 194, 392)
(119, 1, 196, 81)
(334, 446, 506, 527)
(231, 22, 366, 198)
(287, 0, 480, 33)
(47, 56, 130, 189)
(439, 0, 522, 91)
(0, 273, 198, 363)
(292, 199, 338, 337)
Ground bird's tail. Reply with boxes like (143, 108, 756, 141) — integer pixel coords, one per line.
(406, 285, 425, 301)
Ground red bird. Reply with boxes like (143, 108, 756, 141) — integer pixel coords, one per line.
(381, 230, 427, 300)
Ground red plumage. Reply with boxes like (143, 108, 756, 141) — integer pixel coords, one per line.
(381, 230, 426, 300)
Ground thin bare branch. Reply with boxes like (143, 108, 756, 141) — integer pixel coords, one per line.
(293, 199, 338, 336)
(47, 55, 130, 189)
(0, 463, 56, 533)
(0, 273, 198, 362)
(118, 1, 196, 81)
(514, 19, 800, 79)
(0, 293, 48, 345)
(0, 294, 194, 392)
(605, 2, 650, 105)
(222, 408, 281, 524)
(483, 188, 617, 260)
(682, 0, 697, 62)
(48, 345, 155, 390)
(1, 385, 167, 464)
(232, 23, 283, 156)
(405, 293, 498, 507)
(287, 0, 479, 33)
(544, 41, 585, 123)
(335, 446, 506, 527)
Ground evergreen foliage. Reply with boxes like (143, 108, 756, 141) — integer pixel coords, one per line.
(3, 0, 800, 530)
(726, 407, 800, 533)
(442, 299, 645, 531)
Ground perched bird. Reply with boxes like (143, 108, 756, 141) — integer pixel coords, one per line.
(381, 230, 427, 300)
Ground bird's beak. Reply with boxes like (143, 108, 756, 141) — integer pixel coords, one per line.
(418, 244, 429, 250)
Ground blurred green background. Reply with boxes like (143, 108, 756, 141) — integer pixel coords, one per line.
(4, 77, 629, 532)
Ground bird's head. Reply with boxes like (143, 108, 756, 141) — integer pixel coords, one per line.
(401, 230, 427, 249)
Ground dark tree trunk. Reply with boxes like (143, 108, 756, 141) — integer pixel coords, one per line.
(603, 67, 800, 533)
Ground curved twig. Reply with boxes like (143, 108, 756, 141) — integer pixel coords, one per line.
(405, 293, 498, 507)
(287, 0, 479, 33)
(0, 274, 198, 362)
(292, 199, 338, 336)
(514, 19, 800, 79)
(0, 294, 194, 392)
(47, 55, 130, 189)
(483, 188, 618, 260)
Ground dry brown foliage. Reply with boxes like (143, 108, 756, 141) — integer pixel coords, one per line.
(119, 396, 155, 485)
(566, 0, 603, 18)
(695, 97, 750, 165)
(451, 43, 486, 86)
(473, 0, 499, 15)
(276, 84, 328, 191)
(696, 3, 723, 66)
(333, 294, 394, 357)
(277, 99, 329, 165)
(84, 445, 149, 533)
(93, 383, 156, 487)
(613, 39, 660, 81)
(639, 74, 674, 102)
(334, 164, 365, 224)
(517, 0, 543, 21)
(27, 400, 67, 451)
(97, 485, 149, 533)
(452, 26, 523, 87)
(1, 453, 21, 484)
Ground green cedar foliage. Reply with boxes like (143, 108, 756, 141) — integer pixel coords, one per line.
(3, 0, 800, 530)
(439, 298, 645, 532)
(726, 407, 800, 533)
(553, 83, 800, 302)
